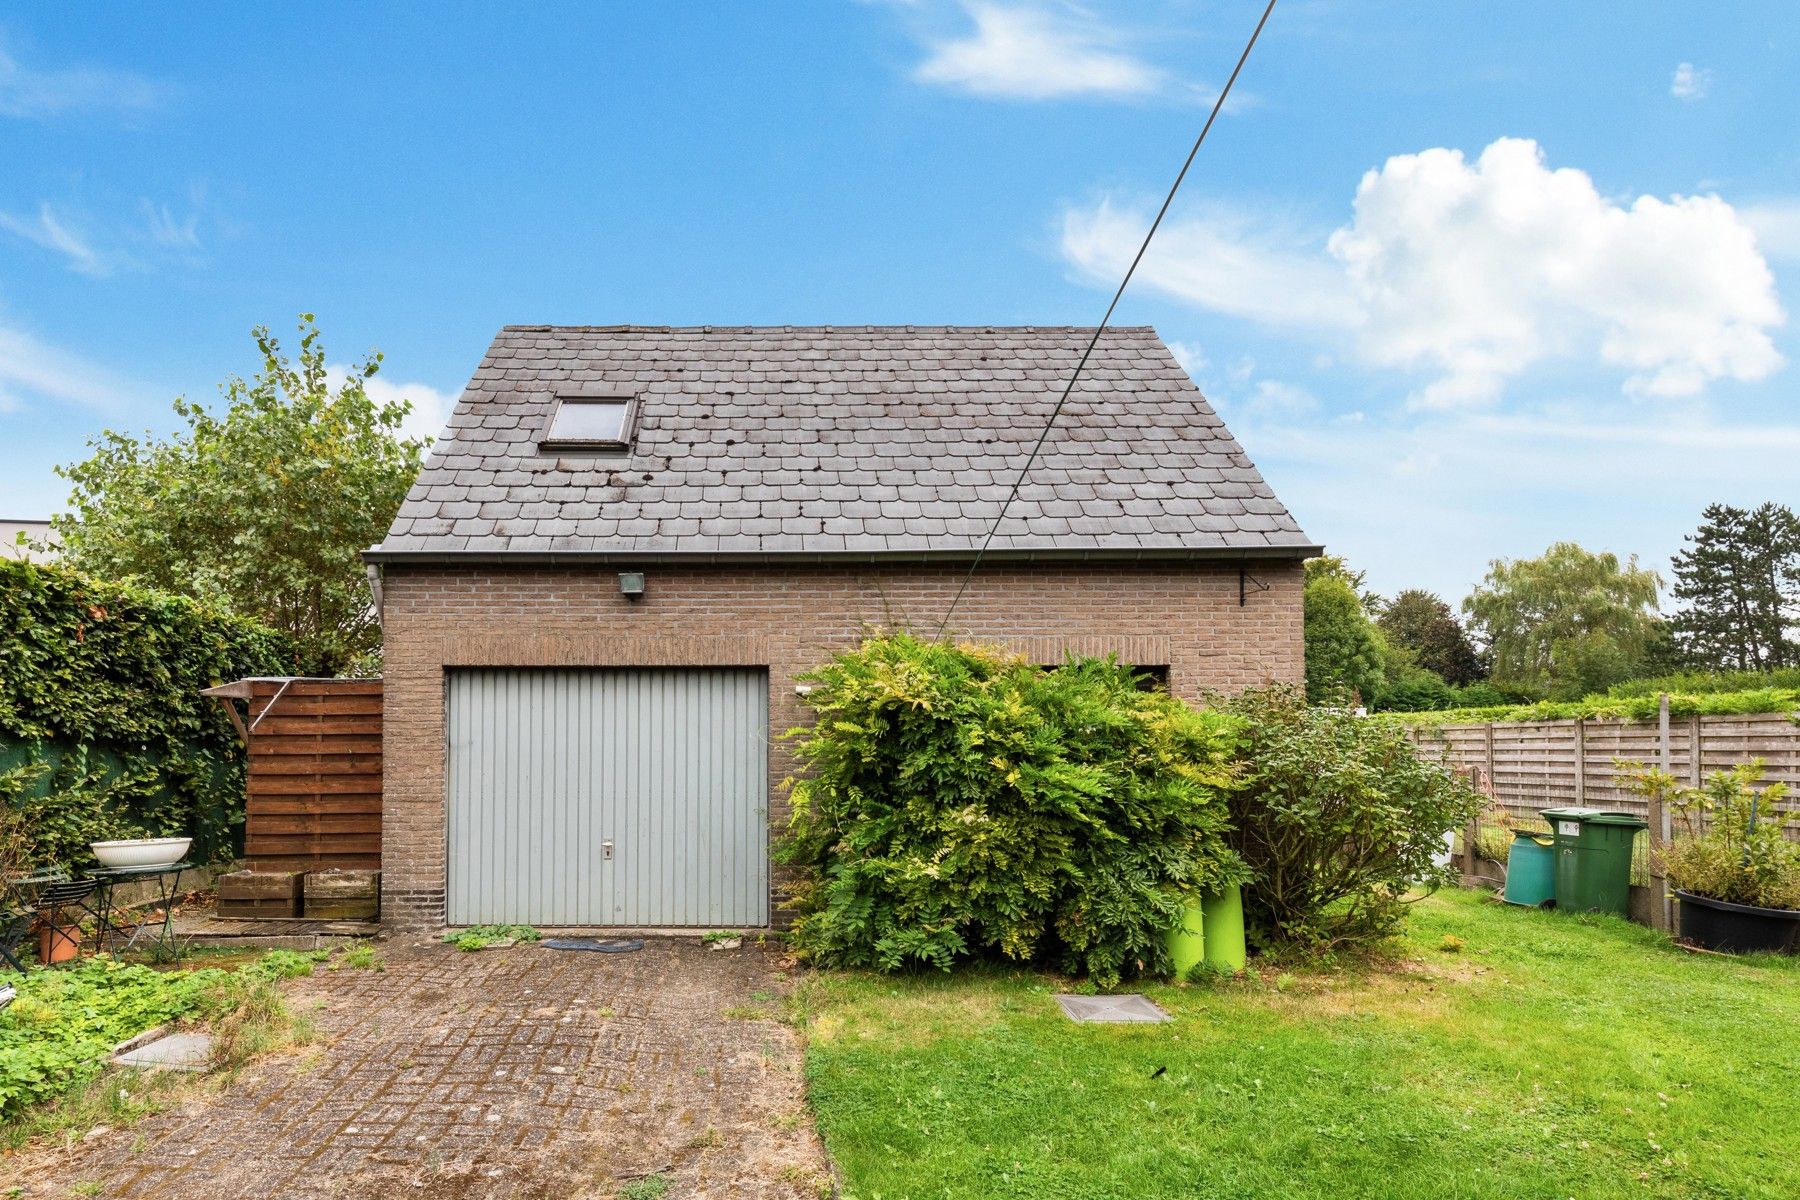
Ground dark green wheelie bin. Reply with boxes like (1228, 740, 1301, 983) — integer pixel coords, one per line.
(1540, 807, 1646, 915)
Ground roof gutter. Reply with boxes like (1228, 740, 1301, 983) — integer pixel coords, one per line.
(361, 543, 1323, 568)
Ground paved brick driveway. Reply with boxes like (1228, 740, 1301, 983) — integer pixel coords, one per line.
(12, 939, 831, 1199)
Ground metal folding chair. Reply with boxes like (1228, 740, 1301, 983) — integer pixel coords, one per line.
(33, 878, 99, 964)
(0, 907, 33, 974)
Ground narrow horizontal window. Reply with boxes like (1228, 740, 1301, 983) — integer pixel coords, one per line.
(541, 396, 637, 449)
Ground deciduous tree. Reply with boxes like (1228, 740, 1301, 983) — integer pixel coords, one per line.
(1378, 589, 1485, 686)
(1462, 542, 1662, 700)
(1303, 568, 1386, 705)
(53, 317, 427, 675)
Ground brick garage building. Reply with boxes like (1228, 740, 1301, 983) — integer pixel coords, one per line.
(365, 326, 1317, 931)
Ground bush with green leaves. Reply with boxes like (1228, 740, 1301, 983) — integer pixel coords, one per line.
(1, 559, 292, 870)
(778, 634, 1245, 986)
(1221, 686, 1483, 951)
(0, 959, 223, 1115)
(444, 924, 542, 952)
(1624, 759, 1800, 911)
(1605, 666, 1800, 699)
(1373, 663, 1455, 713)
(0, 952, 318, 1117)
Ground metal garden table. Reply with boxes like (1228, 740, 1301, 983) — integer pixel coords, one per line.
(90, 861, 193, 962)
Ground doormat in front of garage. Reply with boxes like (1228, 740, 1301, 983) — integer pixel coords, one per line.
(543, 938, 645, 953)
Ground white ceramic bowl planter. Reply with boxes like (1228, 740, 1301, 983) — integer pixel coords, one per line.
(90, 837, 192, 870)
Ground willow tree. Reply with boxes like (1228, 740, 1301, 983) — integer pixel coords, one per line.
(54, 316, 427, 675)
(1463, 542, 1662, 700)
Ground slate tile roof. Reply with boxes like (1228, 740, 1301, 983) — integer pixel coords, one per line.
(367, 325, 1318, 561)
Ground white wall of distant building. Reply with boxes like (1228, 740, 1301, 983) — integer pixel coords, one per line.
(1, 519, 57, 563)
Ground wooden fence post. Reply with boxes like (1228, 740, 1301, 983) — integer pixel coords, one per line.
(1651, 693, 1672, 932)
(1573, 718, 1587, 806)
(1464, 804, 1479, 879)
(1484, 722, 1496, 801)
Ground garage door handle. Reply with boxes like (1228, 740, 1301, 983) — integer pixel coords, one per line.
(602, 840, 614, 860)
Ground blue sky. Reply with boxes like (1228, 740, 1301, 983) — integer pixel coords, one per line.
(2, 2, 1796, 603)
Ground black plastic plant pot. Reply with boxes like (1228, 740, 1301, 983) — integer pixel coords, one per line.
(1675, 890, 1800, 955)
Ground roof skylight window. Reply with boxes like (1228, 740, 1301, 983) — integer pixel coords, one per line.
(541, 395, 637, 449)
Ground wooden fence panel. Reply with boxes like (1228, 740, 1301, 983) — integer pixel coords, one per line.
(239, 679, 383, 871)
(1410, 708, 1800, 836)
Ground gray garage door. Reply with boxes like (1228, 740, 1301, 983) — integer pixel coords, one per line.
(446, 668, 769, 927)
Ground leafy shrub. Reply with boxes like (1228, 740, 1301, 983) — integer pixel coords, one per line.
(1625, 759, 1800, 911)
(778, 634, 1245, 986)
(1445, 681, 1520, 709)
(1222, 686, 1483, 950)
(241, 949, 327, 980)
(0, 559, 292, 870)
(1373, 665, 1454, 712)
(445, 924, 541, 952)
(0, 959, 224, 1115)
(0, 951, 319, 1116)
(1606, 667, 1800, 699)
(1391, 686, 1800, 727)
(0, 765, 38, 884)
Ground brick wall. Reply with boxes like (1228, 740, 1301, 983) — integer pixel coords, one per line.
(378, 558, 1304, 929)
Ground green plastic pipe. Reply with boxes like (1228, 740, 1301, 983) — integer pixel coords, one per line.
(1166, 900, 1206, 981)
(1201, 885, 1246, 972)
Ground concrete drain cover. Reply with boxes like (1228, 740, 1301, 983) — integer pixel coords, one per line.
(112, 1031, 215, 1072)
(1054, 994, 1170, 1024)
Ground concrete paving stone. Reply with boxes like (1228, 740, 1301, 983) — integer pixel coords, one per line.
(6, 939, 830, 1199)
(111, 1032, 215, 1073)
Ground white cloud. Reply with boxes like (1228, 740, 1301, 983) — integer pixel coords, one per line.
(327, 366, 457, 447)
(1742, 201, 1800, 262)
(1063, 138, 1787, 405)
(1062, 199, 1356, 327)
(1670, 62, 1711, 101)
(1164, 339, 1206, 377)
(1241, 378, 1319, 419)
(0, 203, 104, 275)
(0, 195, 207, 275)
(1215, 382, 1800, 601)
(915, 3, 1166, 100)
(140, 199, 200, 250)
(0, 38, 165, 120)
(0, 323, 139, 415)
(1328, 139, 1783, 403)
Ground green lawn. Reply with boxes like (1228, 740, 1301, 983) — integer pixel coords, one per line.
(797, 889, 1800, 1200)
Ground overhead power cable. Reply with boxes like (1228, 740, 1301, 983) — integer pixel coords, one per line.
(933, 0, 1279, 640)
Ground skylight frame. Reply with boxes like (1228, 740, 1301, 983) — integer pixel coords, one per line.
(538, 393, 641, 451)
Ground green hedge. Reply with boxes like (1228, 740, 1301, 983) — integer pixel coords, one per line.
(1389, 687, 1800, 727)
(1604, 667, 1800, 698)
(0, 558, 293, 870)
(777, 634, 1245, 986)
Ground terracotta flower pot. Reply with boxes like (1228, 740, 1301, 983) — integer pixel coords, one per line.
(38, 920, 83, 963)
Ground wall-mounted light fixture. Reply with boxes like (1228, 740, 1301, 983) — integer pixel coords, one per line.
(618, 571, 646, 601)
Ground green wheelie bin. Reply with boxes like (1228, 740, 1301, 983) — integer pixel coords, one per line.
(1540, 807, 1646, 915)
(1501, 829, 1555, 907)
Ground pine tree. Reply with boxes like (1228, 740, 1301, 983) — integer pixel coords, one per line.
(1378, 589, 1485, 686)
(1669, 502, 1800, 670)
